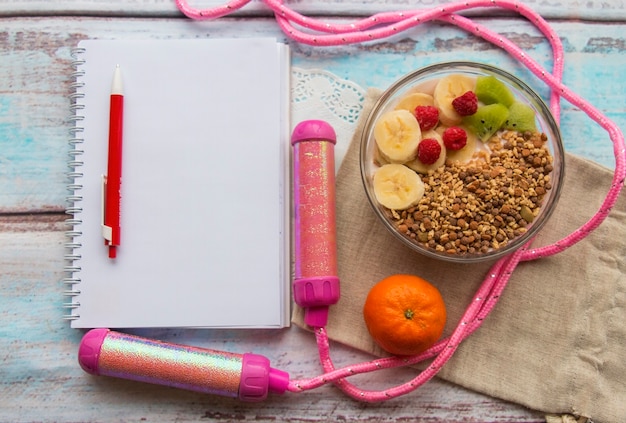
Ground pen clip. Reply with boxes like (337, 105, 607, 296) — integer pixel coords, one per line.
(101, 174, 113, 243)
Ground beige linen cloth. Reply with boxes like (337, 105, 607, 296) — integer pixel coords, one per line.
(293, 89, 626, 423)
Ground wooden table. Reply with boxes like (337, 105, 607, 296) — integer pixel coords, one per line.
(1, 1, 624, 421)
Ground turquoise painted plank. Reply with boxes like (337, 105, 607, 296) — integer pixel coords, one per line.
(0, 17, 624, 214)
(0, 0, 625, 21)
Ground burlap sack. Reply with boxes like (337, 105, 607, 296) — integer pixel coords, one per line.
(293, 89, 626, 423)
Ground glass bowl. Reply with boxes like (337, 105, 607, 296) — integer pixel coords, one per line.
(360, 62, 565, 263)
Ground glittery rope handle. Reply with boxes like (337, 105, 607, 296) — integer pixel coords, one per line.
(175, 0, 626, 402)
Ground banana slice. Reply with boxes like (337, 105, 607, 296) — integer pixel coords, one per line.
(444, 125, 479, 163)
(405, 130, 446, 174)
(374, 109, 422, 163)
(394, 92, 435, 113)
(433, 74, 476, 126)
(373, 163, 425, 210)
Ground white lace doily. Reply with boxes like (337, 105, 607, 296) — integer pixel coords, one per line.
(291, 67, 367, 173)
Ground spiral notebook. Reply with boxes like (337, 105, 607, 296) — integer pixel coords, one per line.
(65, 38, 291, 328)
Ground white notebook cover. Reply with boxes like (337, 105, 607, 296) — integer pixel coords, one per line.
(66, 38, 290, 328)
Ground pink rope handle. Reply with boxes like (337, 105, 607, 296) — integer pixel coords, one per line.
(175, 0, 626, 402)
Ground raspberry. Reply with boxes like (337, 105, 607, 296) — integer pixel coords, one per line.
(442, 126, 468, 151)
(417, 138, 441, 165)
(452, 91, 478, 116)
(414, 105, 439, 131)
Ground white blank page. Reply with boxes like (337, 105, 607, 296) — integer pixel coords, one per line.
(69, 38, 290, 328)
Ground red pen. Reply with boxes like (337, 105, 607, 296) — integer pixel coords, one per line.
(102, 64, 124, 258)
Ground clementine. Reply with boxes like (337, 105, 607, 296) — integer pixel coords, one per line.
(363, 274, 446, 356)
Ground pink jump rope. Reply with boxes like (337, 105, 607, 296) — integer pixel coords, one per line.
(78, 0, 625, 403)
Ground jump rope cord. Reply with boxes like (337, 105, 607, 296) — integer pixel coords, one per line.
(175, 0, 625, 401)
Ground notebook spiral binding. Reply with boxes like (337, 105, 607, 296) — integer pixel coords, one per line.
(63, 47, 87, 321)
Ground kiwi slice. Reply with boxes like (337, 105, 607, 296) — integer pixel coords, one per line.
(463, 103, 509, 142)
(475, 75, 516, 107)
(504, 102, 537, 132)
